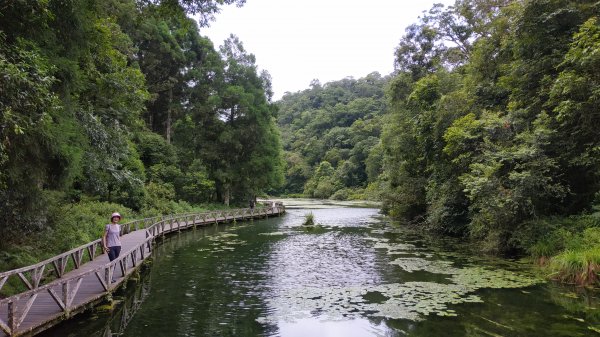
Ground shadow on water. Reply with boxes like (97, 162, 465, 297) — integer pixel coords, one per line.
(38, 263, 153, 337)
(39, 205, 600, 337)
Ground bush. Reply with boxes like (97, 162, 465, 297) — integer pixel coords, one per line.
(143, 182, 176, 215)
(512, 214, 600, 257)
(330, 187, 371, 201)
(330, 188, 351, 200)
(529, 228, 574, 259)
(44, 200, 134, 252)
(527, 225, 600, 286)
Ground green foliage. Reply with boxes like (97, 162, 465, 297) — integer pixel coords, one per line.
(143, 182, 177, 215)
(302, 212, 315, 226)
(277, 73, 389, 199)
(45, 201, 134, 252)
(0, 0, 284, 255)
(136, 131, 178, 167)
(177, 160, 216, 204)
(379, 0, 600, 261)
(549, 244, 600, 286)
(547, 16, 600, 212)
(304, 161, 340, 199)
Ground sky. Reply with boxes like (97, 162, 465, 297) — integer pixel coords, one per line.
(200, 0, 455, 100)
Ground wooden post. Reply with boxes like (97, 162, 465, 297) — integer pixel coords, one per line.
(62, 282, 69, 311)
(7, 299, 15, 334)
(0, 276, 8, 293)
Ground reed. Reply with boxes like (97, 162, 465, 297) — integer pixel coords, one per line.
(302, 212, 315, 226)
(548, 246, 600, 286)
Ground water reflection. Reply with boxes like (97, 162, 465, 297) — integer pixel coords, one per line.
(38, 205, 600, 337)
(277, 317, 394, 337)
(38, 266, 153, 337)
(261, 208, 384, 331)
(102, 273, 152, 337)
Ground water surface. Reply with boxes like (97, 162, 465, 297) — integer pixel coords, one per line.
(41, 203, 600, 336)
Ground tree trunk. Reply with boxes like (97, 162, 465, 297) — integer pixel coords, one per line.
(223, 185, 230, 206)
(166, 87, 172, 143)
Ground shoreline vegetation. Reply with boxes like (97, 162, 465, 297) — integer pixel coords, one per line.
(0, 200, 268, 297)
(2, 0, 599, 302)
(0, 200, 237, 274)
(1, 0, 284, 284)
(275, 0, 600, 289)
(278, 198, 600, 288)
(0, 197, 596, 297)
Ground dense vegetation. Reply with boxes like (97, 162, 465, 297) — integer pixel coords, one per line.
(0, 0, 283, 268)
(378, 0, 600, 284)
(278, 0, 600, 285)
(2, 0, 599, 286)
(276, 74, 388, 200)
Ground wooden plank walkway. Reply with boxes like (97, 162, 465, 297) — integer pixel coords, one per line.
(0, 204, 285, 336)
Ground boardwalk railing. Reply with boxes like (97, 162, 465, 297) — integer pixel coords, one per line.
(0, 236, 155, 336)
(0, 215, 169, 297)
(0, 202, 284, 336)
(144, 206, 281, 238)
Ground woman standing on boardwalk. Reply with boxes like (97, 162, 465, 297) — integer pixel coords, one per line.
(103, 212, 122, 262)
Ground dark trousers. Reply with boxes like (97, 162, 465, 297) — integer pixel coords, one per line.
(107, 246, 121, 262)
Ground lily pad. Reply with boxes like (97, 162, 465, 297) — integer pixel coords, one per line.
(259, 232, 287, 236)
(259, 260, 541, 324)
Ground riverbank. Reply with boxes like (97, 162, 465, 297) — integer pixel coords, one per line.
(272, 198, 599, 288)
(38, 205, 600, 337)
(0, 199, 240, 290)
(521, 215, 600, 287)
(408, 213, 600, 288)
(267, 197, 381, 209)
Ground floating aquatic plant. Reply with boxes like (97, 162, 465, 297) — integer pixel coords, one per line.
(258, 232, 288, 236)
(372, 242, 417, 251)
(258, 257, 541, 324)
(390, 258, 456, 274)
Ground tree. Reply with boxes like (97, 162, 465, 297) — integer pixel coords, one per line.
(277, 74, 389, 198)
(547, 17, 600, 212)
(196, 35, 283, 204)
(0, 35, 61, 238)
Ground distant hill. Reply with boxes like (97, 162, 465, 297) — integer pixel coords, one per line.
(275, 72, 389, 200)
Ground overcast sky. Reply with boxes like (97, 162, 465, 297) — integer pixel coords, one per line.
(200, 0, 455, 100)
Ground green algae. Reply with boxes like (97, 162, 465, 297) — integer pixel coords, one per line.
(389, 258, 455, 274)
(589, 325, 600, 334)
(449, 266, 541, 289)
(259, 282, 483, 323)
(259, 256, 541, 324)
(258, 232, 287, 236)
(200, 232, 247, 254)
(373, 242, 417, 251)
(255, 225, 543, 324)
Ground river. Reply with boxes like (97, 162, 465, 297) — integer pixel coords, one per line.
(41, 200, 599, 336)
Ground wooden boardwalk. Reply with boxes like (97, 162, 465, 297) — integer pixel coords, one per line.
(0, 204, 285, 336)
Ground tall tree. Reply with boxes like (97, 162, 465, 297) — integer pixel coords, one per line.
(189, 35, 284, 204)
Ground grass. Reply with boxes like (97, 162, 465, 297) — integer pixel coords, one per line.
(512, 214, 600, 287)
(302, 212, 315, 226)
(548, 246, 600, 286)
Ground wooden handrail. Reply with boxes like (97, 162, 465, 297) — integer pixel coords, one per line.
(0, 202, 285, 336)
(0, 235, 155, 335)
(0, 215, 166, 296)
(0, 205, 285, 296)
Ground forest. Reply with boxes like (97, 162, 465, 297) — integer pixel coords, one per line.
(276, 73, 388, 200)
(1, 0, 600, 285)
(0, 0, 283, 268)
(278, 0, 600, 285)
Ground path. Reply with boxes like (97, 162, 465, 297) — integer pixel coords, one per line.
(0, 204, 284, 336)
